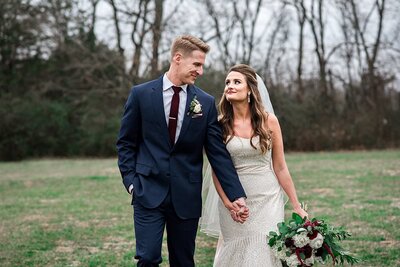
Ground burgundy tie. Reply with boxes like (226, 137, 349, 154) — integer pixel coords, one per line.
(168, 86, 181, 145)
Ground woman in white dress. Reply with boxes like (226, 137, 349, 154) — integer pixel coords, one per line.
(201, 64, 308, 266)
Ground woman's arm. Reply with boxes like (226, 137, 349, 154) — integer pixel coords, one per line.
(267, 113, 308, 218)
(212, 170, 231, 209)
(212, 170, 249, 222)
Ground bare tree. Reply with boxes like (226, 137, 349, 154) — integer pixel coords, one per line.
(232, 0, 263, 64)
(106, 0, 185, 77)
(45, 0, 76, 44)
(286, 0, 307, 101)
(87, 0, 100, 50)
(202, 0, 238, 69)
(349, 0, 386, 99)
(129, 0, 152, 77)
(336, 0, 358, 109)
(262, 3, 289, 87)
(348, 0, 387, 143)
(150, 0, 163, 77)
(201, 0, 269, 69)
(108, 0, 124, 56)
(307, 0, 329, 95)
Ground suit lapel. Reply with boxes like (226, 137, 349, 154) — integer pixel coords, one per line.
(175, 85, 195, 146)
(151, 77, 170, 146)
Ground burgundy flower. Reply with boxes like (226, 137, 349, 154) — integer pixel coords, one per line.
(315, 247, 324, 257)
(304, 220, 321, 228)
(285, 238, 294, 248)
(303, 245, 313, 258)
(308, 230, 319, 240)
(303, 221, 313, 228)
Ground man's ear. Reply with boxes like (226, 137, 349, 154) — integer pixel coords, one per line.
(173, 52, 182, 64)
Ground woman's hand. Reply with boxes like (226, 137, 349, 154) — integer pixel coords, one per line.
(294, 205, 308, 219)
(224, 201, 249, 223)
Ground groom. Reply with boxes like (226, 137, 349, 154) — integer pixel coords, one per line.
(117, 35, 247, 267)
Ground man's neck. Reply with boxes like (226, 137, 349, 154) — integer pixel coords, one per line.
(166, 69, 183, 86)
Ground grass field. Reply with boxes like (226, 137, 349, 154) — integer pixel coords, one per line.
(0, 150, 399, 266)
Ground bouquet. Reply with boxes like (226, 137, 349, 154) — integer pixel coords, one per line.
(268, 212, 359, 267)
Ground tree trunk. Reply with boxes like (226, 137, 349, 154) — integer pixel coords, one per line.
(108, 0, 124, 56)
(150, 0, 163, 78)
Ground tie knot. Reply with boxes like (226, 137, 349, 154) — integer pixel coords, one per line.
(172, 86, 181, 94)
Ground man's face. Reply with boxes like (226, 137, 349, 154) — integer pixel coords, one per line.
(175, 50, 206, 85)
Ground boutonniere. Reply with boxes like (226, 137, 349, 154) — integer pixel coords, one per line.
(187, 95, 203, 118)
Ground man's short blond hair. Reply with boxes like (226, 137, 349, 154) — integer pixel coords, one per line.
(170, 35, 210, 57)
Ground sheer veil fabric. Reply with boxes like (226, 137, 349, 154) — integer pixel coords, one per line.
(200, 74, 278, 237)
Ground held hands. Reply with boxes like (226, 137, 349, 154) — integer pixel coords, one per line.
(225, 197, 249, 223)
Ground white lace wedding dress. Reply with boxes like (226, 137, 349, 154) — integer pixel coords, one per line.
(213, 136, 284, 267)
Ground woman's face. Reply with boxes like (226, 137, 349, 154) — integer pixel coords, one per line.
(224, 71, 250, 103)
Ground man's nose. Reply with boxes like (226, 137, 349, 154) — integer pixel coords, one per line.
(197, 66, 203, 76)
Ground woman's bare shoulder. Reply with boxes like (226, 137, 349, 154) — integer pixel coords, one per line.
(265, 112, 280, 130)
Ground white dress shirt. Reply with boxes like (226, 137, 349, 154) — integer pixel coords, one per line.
(162, 74, 187, 143)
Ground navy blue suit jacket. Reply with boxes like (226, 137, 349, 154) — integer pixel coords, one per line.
(117, 76, 246, 219)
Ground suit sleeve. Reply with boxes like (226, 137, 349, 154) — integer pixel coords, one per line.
(204, 100, 246, 201)
(116, 87, 141, 192)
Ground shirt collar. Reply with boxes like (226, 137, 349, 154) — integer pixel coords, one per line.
(163, 73, 188, 93)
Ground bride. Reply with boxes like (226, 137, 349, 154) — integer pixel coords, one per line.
(200, 64, 308, 266)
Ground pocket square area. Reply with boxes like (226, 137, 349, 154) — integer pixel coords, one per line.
(192, 113, 203, 118)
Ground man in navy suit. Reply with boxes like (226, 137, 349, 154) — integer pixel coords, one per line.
(117, 35, 247, 267)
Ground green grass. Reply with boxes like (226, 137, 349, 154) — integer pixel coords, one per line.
(0, 150, 399, 266)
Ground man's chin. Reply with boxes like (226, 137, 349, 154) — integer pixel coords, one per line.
(186, 79, 196, 85)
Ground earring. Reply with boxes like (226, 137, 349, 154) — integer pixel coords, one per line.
(247, 92, 251, 103)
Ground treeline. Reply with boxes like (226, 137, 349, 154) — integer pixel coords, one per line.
(1, 0, 399, 161)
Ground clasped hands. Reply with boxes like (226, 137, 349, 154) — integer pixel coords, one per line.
(225, 197, 249, 223)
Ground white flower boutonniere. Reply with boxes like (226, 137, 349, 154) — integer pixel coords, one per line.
(187, 96, 203, 118)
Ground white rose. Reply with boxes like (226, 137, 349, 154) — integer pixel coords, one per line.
(286, 254, 301, 267)
(310, 233, 324, 249)
(304, 255, 315, 266)
(272, 247, 288, 260)
(193, 103, 202, 113)
(293, 232, 310, 248)
(315, 256, 324, 264)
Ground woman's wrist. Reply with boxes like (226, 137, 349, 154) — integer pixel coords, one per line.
(292, 202, 301, 209)
(223, 200, 231, 209)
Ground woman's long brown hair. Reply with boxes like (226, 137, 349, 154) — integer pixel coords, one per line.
(218, 64, 272, 154)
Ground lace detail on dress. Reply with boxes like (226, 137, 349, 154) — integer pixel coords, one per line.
(214, 136, 284, 267)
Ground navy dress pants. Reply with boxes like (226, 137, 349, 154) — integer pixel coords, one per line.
(133, 192, 199, 267)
